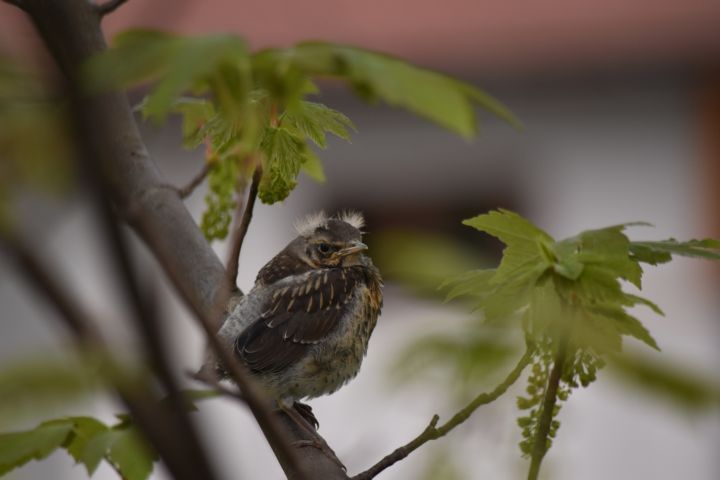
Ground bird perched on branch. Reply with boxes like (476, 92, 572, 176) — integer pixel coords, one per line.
(207, 210, 382, 462)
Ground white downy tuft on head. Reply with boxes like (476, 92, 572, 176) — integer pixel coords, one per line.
(337, 210, 365, 231)
(293, 211, 328, 237)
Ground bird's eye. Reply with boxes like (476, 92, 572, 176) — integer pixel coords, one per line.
(317, 243, 332, 254)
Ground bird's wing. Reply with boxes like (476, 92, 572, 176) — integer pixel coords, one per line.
(235, 268, 362, 374)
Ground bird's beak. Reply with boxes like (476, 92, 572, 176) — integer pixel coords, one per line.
(336, 241, 368, 257)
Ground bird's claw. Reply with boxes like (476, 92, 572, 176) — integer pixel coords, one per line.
(293, 401, 319, 429)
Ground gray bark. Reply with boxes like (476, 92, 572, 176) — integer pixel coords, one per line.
(13, 0, 351, 478)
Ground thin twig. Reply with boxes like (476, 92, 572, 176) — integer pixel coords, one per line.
(225, 167, 262, 292)
(178, 163, 211, 199)
(189, 370, 246, 402)
(352, 346, 535, 480)
(224, 189, 248, 289)
(95, 0, 128, 16)
(527, 337, 568, 480)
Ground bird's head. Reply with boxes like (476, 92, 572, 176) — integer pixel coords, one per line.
(292, 211, 368, 268)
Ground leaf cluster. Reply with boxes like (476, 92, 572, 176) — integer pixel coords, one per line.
(84, 31, 518, 240)
(0, 387, 218, 480)
(608, 352, 720, 410)
(0, 356, 100, 425)
(453, 211, 668, 352)
(445, 209, 720, 460)
(0, 417, 156, 480)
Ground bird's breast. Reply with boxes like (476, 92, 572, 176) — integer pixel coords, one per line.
(298, 282, 381, 397)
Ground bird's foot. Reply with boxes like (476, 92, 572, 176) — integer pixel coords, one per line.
(277, 399, 344, 470)
(292, 439, 346, 472)
(293, 401, 319, 429)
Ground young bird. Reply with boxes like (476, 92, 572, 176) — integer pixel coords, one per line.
(209, 211, 382, 452)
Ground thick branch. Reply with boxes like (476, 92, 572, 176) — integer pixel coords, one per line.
(225, 167, 262, 292)
(19, 0, 228, 321)
(527, 338, 568, 480)
(14, 1, 350, 478)
(353, 347, 535, 480)
(183, 281, 312, 479)
(76, 120, 221, 480)
(0, 232, 220, 480)
(0, 234, 102, 343)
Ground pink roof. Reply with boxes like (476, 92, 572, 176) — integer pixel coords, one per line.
(2, 0, 720, 73)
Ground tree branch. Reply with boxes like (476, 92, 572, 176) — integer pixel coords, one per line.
(352, 347, 535, 480)
(178, 163, 211, 199)
(527, 337, 568, 480)
(225, 166, 262, 292)
(21, 0, 229, 329)
(0, 231, 221, 480)
(0, 233, 102, 343)
(16, 1, 351, 478)
(75, 115, 221, 480)
(95, 0, 128, 16)
(182, 279, 314, 480)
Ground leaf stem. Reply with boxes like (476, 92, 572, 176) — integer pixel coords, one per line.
(225, 165, 262, 292)
(527, 336, 569, 480)
(269, 102, 279, 127)
(178, 163, 211, 199)
(352, 346, 534, 480)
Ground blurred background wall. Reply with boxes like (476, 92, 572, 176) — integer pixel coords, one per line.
(1, 1, 719, 479)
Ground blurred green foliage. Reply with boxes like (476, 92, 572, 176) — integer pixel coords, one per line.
(419, 447, 466, 480)
(0, 385, 220, 480)
(384, 209, 720, 473)
(83, 30, 518, 240)
(0, 350, 138, 477)
(0, 353, 103, 428)
(2, 26, 522, 480)
(6, 18, 717, 479)
(630, 238, 720, 264)
(0, 54, 73, 230)
(608, 352, 720, 410)
(0, 421, 73, 476)
(393, 327, 519, 402)
(0, 417, 157, 480)
(0, 347, 218, 480)
(371, 229, 492, 297)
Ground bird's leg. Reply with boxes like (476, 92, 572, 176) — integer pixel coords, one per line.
(277, 399, 345, 471)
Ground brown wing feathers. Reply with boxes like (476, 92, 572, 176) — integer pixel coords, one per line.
(236, 268, 362, 374)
